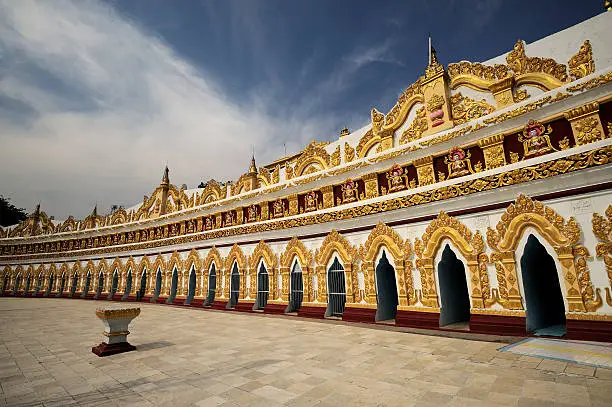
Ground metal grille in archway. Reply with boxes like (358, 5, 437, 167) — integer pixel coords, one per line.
(154, 269, 162, 298)
(109, 271, 118, 297)
(82, 272, 91, 298)
(96, 273, 103, 296)
(289, 261, 304, 312)
(205, 265, 216, 305)
(70, 273, 78, 296)
(12, 275, 21, 295)
(327, 257, 346, 316)
(256, 263, 269, 310)
(229, 263, 240, 308)
(57, 275, 65, 297)
(124, 270, 132, 298)
(188, 267, 196, 299)
(138, 271, 146, 299)
(1, 275, 7, 295)
(23, 275, 31, 296)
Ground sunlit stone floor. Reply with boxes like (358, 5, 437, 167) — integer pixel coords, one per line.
(0, 298, 610, 407)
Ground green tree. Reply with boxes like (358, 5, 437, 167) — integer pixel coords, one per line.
(0, 196, 27, 227)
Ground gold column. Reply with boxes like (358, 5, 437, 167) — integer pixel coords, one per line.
(321, 185, 334, 209)
(478, 134, 507, 170)
(419, 258, 439, 308)
(362, 173, 379, 199)
(260, 202, 269, 220)
(303, 267, 312, 302)
(564, 102, 606, 146)
(489, 77, 515, 109)
(280, 267, 290, 302)
(556, 247, 587, 312)
(315, 265, 326, 302)
(363, 261, 376, 304)
(249, 267, 256, 299)
(421, 62, 454, 136)
(414, 156, 436, 186)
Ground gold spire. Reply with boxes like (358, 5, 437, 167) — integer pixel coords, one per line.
(340, 126, 350, 137)
(249, 155, 257, 174)
(161, 166, 170, 186)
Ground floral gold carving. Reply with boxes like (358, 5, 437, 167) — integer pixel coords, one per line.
(331, 146, 341, 167)
(445, 147, 474, 179)
(450, 92, 495, 125)
(344, 142, 355, 163)
(478, 134, 506, 170)
(399, 107, 428, 144)
(568, 40, 594, 80)
(506, 40, 567, 84)
(592, 206, 612, 304)
(564, 102, 604, 146)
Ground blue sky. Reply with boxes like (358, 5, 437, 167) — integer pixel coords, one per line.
(0, 0, 605, 220)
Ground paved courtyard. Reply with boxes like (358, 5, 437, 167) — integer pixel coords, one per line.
(0, 298, 610, 407)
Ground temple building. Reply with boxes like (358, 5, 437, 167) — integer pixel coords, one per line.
(1, 12, 612, 341)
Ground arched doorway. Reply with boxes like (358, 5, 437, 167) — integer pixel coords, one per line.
(375, 251, 399, 322)
(123, 269, 132, 300)
(69, 273, 78, 296)
(326, 257, 346, 317)
(520, 234, 566, 336)
(56, 274, 66, 297)
(45, 274, 54, 297)
(227, 262, 240, 309)
(108, 270, 118, 299)
(1, 274, 7, 295)
(186, 266, 196, 303)
(255, 263, 269, 310)
(33, 274, 42, 296)
(82, 272, 91, 298)
(12, 274, 21, 296)
(22, 275, 31, 296)
(288, 260, 303, 312)
(152, 268, 162, 301)
(167, 268, 178, 304)
(205, 265, 216, 306)
(437, 245, 471, 328)
(95, 272, 104, 298)
(138, 270, 147, 301)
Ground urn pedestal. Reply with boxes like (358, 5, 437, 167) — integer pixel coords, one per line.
(92, 307, 140, 357)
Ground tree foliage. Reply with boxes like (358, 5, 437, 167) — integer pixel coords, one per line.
(0, 196, 28, 227)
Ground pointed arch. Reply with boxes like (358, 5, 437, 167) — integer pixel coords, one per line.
(109, 257, 123, 275)
(14, 265, 24, 292)
(248, 241, 278, 270)
(183, 248, 201, 272)
(167, 251, 182, 274)
(487, 194, 601, 313)
(359, 221, 413, 306)
(314, 230, 359, 304)
(224, 244, 247, 270)
(203, 247, 223, 272)
(71, 261, 83, 293)
(138, 256, 151, 276)
(414, 212, 489, 309)
(151, 255, 166, 275)
(280, 237, 314, 304)
(280, 237, 313, 270)
(123, 256, 137, 294)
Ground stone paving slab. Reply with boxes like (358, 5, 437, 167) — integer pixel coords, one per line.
(0, 298, 610, 406)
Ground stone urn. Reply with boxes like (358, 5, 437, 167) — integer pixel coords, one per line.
(92, 307, 140, 357)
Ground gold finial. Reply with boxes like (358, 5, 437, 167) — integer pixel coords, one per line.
(340, 126, 350, 137)
(605, 0, 611, 10)
(161, 166, 170, 185)
(249, 155, 257, 174)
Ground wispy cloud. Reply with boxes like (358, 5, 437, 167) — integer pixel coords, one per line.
(0, 0, 334, 219)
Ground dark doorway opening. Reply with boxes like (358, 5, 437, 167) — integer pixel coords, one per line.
(95, 273, 104, 297)
(326, 257, 346, 317)
(12, 275, 21, 295)
(33, 274, 42, 296)
(287, 261, 304, 312)
(375, 251, 399, 322)
(138, 271, 147, 300)
(255, 263, 269, 310)
(205, 265, 216, 306)
(70, 273, 78, 296)
(227, 263, 240, 309)
(56, 274, 65, 297)
(82, 272, 91, 298)
(438, 245, 471, 328)
(186, 267, 196, 304)
(153, 269, 162, 301)
(108, 271, 118, 298)
(45, 274, 55, 297)
(167, 268, 178, 303)
(520, 234, 566, 336)
(23, 275, 31, 296)
(1, 274, 7, 295)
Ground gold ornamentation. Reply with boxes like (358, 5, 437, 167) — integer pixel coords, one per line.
(356, 129, 381, 158)
(487, 194, 602, 312)
(568, 40, 594, 80)
(272, 199, 286, 219)
(483, 96, 551, 125)
(559, 137, 570, 150)
(377, 79, 423, 132)
(203, 247, 223, 273)
(566, 71, 612, 92)
(450, 92, 495, 125)
(371, 109, 385, 134)
(448, 61, 510, 90)
(344, 142, 355, 163)
(386, 165, 407, 193)
(574, 116, 602, 145)
(280, 237, 313, 269)
(399, 107, 428, 144)
(510, 152, 520, 163)
(331, 146, 341, 167)
(514, 88, 530, 102)
(419, 125, 474, 148)
(224, 244, 247, 270)
(95, 307, 140, 320)
(506, 39, 567, 84)
(248, 240, 278, 270)
(293, 141, 332, 178)
(341, 179, 359, 204)
(303, 191, 318, 213)
(315, 230, 358, 265)
(362, 173, 379, 199)
(478, 134, 506, 170)
(592, 206, 612, 288)
(519, 119, 555, 158)
(445, 147, 474, 179)
(2, 147, 611, 261)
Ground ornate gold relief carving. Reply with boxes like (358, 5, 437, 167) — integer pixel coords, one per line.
(506, 40, 567, 85)
(293, 141, 331, 177)
(414, 156, 435, 186)
(445, 147, 474, 179)
(564, 102, 606, 146)
(568, 40, 594, 80)
(331, 146, 341, 167)
(450, 93, 495, 125)
(315, 230, 359, 303)
(399, 106, 428, 144)
(356, 129, 382, 158)
(386, 164, 407, 193)
(339, 179, 359, 204)
(519, 119, 556, 159)
(344, 142, 355, 163)
(478, 134, 506, 170)
(362, 173, 379, 200)
(414, 212, 490, 308)
(487, 194, 602, 312)
(592, 206, 612, 304)
(321, 185, 334, 209)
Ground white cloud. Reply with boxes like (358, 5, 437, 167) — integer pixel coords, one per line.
(0, 0, 337, 220)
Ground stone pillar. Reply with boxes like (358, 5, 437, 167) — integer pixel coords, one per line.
(478, 134, 507, 170)
(414, 156, 436, 186)
(564, 102, 607, 146)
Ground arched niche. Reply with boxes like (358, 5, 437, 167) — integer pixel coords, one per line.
(224, 244, 246, 299)
(280, 237, 313, 303)
(183, 249, 202, 297)
(487, 194, 602, 313)
(248, 241, 278, 301)
(315, 230, 358, 304)
(434, 240, 472, 328)
(414, 212, 490, 309)
(203, 247, 223, 299)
